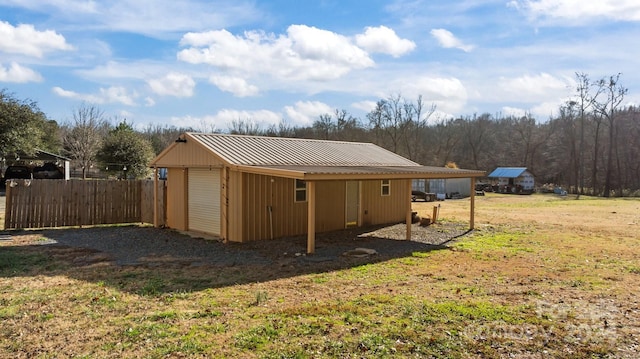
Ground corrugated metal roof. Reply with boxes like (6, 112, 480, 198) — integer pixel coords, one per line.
(487, 167, 528, 178)
(188, 133, 419, 166)
(258, 165, 484, 177)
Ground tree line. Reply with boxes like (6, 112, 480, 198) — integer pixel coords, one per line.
(1, 72, 638, 196)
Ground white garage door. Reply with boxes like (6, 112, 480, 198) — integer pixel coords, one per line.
(188, 168, 221, 235)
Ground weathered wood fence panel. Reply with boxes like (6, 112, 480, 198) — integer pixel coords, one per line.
(4, 179, 166, 229)
(141, 179, 166, 225)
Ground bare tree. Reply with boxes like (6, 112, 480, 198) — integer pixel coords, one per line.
(428, 118, 461, 166)
(573, 72, 593, 197)
(402, 95, 435, 162)
(334, 109, 362, 141)
(141, 124, 193, 155)
(312, 114, 333, 140)
(461, 113, 492, 169)
(366, 95, 405, 154)
(593, 74, 628, 197)
(265, 119, 295, 138)
(228, 119, 263, 135)
(365, 94, 434, 160)
(63, 104, 108, 179)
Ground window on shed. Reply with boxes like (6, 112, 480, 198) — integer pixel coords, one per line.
(295, 179, 307, 202)
(381, 179, 391, 196)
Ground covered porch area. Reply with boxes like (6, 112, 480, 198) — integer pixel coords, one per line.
(304, 175, 481, 254)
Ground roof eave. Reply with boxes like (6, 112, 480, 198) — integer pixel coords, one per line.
(235, 165, 485, 181)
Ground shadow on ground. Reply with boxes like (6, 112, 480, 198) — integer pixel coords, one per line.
(0, 224, 471, 295)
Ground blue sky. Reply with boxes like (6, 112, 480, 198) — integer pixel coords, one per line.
(1, 0, 640, 130)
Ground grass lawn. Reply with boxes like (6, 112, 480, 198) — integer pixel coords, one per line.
(1, 193, 639, 358)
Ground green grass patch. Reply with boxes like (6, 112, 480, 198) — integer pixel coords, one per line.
(234, 319, 283, 350)
(627, 266, 640, 274)
(454, 229, 536, 259)
(0, 248, 55, 275)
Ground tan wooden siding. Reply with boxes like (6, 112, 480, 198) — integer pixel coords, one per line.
(153, 140, 225, 168)
(315, 180, 346, 232)
(361, 179, 409, 226)
(166, 168, 187, 230)
(188, 168, 221, 235)
(239, 176, 409, 241)
(225, 169, 243, 242)
(242, 173, 307, 241)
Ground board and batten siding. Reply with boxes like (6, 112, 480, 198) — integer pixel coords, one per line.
(166, 167, 187, 230)
(188, 168, 221, 235)
(224, 169, 243, 242)
(239, 175, 409, 242)
(315, 180, 347, 232)
(361, 179, 409, 226)
(241, 173, 308, 242)
(154, 139, 225, 168)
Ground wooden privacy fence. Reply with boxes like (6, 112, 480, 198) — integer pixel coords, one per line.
(4, 179, 166, 229)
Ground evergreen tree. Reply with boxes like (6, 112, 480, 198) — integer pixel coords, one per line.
(0, 89, 49, 158)
(97, 121, 155, 179)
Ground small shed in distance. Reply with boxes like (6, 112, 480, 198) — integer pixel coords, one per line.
(487, 167, 535, 194)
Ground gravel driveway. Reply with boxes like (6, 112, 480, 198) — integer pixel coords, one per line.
(33, 222, 471, 268)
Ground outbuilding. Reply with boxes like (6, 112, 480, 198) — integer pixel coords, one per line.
(150, 133, 485, 253)
(2, 148, 71, 181)
(487, 167, 535, 194)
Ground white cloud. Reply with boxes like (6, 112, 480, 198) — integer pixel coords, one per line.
(387, 76, 469, 115)
(355, 26, 416, 57)
(0, 21, 73, 57)
(351, 100, 378, 113)
(52, 86, 137, 106)
(0, 1, 263, 38)
(284, 101, 333, 127)
(0, 62, 43, 83)
(218, 109, 282, 127)
(209, 75, 259, 97)
(99, 87, 137, 106)
(170, 109, 282, 131)
(430, 28, 474, 52)
(147, 72, 195, 97)
(529, 100, 564, 120)
(178, 25, 374, 82)
(512, 0, 640, 22)
(498, 73, 569, 102)
(501, 106, 529, 118)
(2, 0, 99, 14)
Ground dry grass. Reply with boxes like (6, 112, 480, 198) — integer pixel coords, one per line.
(1, 193, 640, 358)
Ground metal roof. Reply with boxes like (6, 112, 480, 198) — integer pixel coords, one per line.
(487, 167, 528, 178)
(152, 133, 485, 179)
(188, 132, 419, 166)
(256, 165, 483, 178)
(12, 149, 71, 162)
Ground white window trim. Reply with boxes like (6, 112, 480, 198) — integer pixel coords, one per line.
(381, 179, 391, 196)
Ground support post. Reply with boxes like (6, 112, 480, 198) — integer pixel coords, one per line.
(153, 167, 158, 227)
(470, 177, 476, 230)
(406, 179, 412, 240)
(307, 181, 316, 254)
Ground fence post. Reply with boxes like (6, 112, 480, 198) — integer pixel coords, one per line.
(153, 168, 158, 227)
(4, 183, 11, 229)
